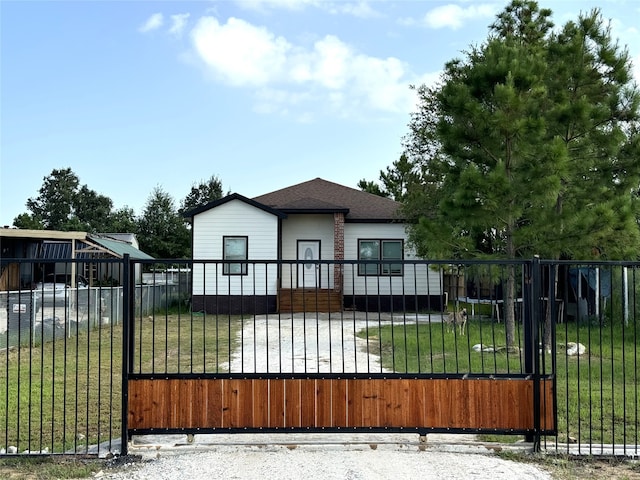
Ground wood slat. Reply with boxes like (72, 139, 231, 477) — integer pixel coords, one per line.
(300, 379, 316, 427)
(284, 379, 302, 427)
(128, 377, 555, 432)
(253, 379, 270, 428)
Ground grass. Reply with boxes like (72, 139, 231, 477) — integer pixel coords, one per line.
(497, 451, 640, 480)
(359, 315, 639, 446)
(358, 316, 528, 375)
(553, 320, 639, 447)
(130, 310, 242, 374)
(0, 310, 243, 455)
(0, 455, 110, 480)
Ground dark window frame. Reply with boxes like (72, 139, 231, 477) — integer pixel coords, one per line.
(223, 236, 248, 275)
(357, 238, 404, 276)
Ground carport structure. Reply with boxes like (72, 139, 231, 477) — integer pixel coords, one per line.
(0, 228, 152, 291)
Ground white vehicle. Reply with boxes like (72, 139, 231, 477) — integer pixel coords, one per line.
(34, 274, 89, 305)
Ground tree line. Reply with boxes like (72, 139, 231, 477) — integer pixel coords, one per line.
(12, 168, 225, 259)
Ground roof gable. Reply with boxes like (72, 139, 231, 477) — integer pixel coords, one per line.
(253, 178, 402, 221)
(183, 193, 287, 219)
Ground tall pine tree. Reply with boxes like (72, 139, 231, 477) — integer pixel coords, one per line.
(403, 1, 640, 346)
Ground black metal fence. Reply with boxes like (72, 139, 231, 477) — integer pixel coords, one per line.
(0, 258, 189, 456)
(1, 257, 638, 456)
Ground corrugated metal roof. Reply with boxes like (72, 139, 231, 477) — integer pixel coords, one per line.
(40, 241, 73, 259)
(40, 238, 153, 260)
(88, 236, 154, 260)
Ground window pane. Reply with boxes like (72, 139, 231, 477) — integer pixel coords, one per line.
(382, 240, 403, 275)
(359, 240, 380, 275)
(224, 237, 247, 275)
(224, 238, 246, 259)
(359, 240, 379, 260)
(382, 241, 402, 260)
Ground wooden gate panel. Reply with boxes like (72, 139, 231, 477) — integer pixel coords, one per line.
(128, 377, 555, 433)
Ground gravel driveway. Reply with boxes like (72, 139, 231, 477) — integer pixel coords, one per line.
(100, 435, 552, 479)
(224, 312, 393, 373)
(102, 312, 552, 479)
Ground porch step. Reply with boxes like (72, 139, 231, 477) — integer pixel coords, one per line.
(278, 289, 343, 313)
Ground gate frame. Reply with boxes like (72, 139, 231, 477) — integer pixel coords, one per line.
(121, 257, 556, 455)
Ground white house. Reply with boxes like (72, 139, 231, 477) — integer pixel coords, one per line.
(184, 178, 443, 314)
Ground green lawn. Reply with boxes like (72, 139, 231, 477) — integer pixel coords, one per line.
(358, 317, 529, 375)
(0, 312, 243, 454)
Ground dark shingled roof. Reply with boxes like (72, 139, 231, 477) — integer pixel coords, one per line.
(253, 178, 402, 221)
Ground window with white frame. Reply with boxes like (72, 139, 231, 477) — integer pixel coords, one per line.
(223, 236, 248, 275)
(358, 239, 403, 276)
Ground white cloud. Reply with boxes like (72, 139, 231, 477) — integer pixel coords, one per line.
(139, 13, 164, 33)
(191, 17, 291, 86)
(326, 2, 382, 19)
(169, 13, 190, 37)
(235, 0, 318, 12)
(310, 35, 352, 89)
(235, 0, 381, 18)
(422, 3, 498, 30)
(187, 15, 433, 117)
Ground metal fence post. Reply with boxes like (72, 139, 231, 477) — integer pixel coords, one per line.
(120, 254, 133, 456)
(528, 256, 542, 450)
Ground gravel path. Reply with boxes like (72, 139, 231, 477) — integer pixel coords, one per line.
(99, 441, 552, 479)
(224, 312, 392, 373)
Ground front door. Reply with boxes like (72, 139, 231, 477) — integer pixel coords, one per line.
(297, 240, 320, 287)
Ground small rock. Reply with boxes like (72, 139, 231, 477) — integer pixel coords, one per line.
(566, 342, 586, 356)
(472, 343, 495, 352)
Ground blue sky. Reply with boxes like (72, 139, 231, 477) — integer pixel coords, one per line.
(2, 0, 639, 227)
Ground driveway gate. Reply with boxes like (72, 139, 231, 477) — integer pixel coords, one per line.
(123, 259, 556, 454)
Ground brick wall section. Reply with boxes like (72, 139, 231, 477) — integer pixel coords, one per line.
(333, 212, 344, 292)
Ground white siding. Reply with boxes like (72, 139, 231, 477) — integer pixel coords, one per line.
(280, 214, 335, 289)
(343, 223, 441, 296)
(192, 200, 279, 295)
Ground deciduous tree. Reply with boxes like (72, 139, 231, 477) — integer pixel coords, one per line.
(179, 175, 225, 216)
(137, 186, 190, 259)
(24, 168, 80, 230)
